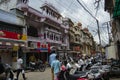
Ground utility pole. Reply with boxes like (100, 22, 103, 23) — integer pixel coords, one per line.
(96, 19, 101, 45)
(76, 0, 102, 46)
(102, 21, 111, 43)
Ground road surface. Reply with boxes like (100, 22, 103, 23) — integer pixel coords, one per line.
(18, 67, 120, 80)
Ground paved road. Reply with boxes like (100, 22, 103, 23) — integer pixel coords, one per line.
(19, 68, 52, 80)
(18, 67, 120, 80)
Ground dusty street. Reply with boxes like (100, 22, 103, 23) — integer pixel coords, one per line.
(18, 67, 120, 80)
(19, 67, 52, 80)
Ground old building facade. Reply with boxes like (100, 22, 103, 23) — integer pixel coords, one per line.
(0, 0, 96, 67)
(0, 8, 27, 69)
(104, 0, 120, 59)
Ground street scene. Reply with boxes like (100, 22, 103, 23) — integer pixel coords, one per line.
(0, 0, 120, 80)
(19, 68, 120, 80)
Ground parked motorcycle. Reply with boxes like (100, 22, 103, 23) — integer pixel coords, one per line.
(109, 59, 120, 77)
(58, 68, 89, 80)
(87, 62, 110, 80)
(29, 60, 46, 72)
(4, 64, 15, 80)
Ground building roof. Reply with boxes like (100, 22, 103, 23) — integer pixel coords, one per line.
(41, 2, 61, 16)
(0, 9, 25, 27)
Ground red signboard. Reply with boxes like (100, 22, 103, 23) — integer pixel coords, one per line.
(48, 43, 50, 53)
(37, 42, 40, 48)
(0, 30, 19, 40)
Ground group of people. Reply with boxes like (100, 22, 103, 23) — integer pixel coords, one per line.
(49, 50, 97, 80)
(0, 56, 27, 80)
(49, 50, 79, 80)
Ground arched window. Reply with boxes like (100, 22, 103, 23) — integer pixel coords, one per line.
(44, 33, 46, 39)
(47, 32, 49, 38)
(22, 0, 28, 4)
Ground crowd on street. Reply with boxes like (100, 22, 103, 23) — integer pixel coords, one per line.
(0, 49, 120, 80)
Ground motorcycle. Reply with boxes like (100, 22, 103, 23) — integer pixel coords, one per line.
(87, 62, 110, 80)
(109, 59, 120, 77)
(4, 64, 15, 80)
(29, 60, 46, 72)
(58, 67, 89, 80)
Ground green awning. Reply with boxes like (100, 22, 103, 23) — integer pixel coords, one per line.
(113, 0, 120, 18)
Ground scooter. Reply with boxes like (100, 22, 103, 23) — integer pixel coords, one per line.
(29, 60, 46, 72)
(4, 64, 15, 80)
(87, 62, 110, 80)
(58, 68, 89, 80)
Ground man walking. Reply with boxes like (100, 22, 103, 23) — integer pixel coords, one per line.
(0, 56, 5, 80)
(51, 55, 61, 80)
(49, 50, 57, 80)
(16, 56, 26, 80)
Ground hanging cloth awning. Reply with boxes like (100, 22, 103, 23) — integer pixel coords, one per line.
(113, 0, 120, 18)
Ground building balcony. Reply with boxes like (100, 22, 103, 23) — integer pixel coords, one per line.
(27, 36, 41, 42)
(75, 32, 80, 35)
(45, 28, 61, 34)
(45, 38, 62, 44)
(43, 12, 62, 24)
(17, 3, 29, 11)
(61, 43, 67, 46)
(61, 24, 69, 29)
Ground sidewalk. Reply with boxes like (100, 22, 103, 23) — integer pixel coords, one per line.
(19, 67, 52, 80)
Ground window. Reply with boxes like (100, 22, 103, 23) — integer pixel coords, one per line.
(44, 33, 46, 39)
(47, 32, 49, 38)
(51, 33, 53, 40)
(75, 28, 77, 31)
(27, 26, 38, 37)
(54, 35, 56, 40)
(0, 23, 22, 34)
(22, 0, 28, 4)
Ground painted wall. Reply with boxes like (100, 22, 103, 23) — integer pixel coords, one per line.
(0, 9, 25, 26)
(105, 43, 116, 59)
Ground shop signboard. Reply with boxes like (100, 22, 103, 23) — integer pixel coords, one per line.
(0, 45, 12, 50)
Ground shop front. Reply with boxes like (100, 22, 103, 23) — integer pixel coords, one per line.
(0, 25, 27, 69)
(0, 40, 26, 69)
(26, 42, 51, 67)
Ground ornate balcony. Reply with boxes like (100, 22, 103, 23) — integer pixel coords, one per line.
(43, 12, 62, 24)
(17, 3, 29, 11)
(27, 36, 41, 42)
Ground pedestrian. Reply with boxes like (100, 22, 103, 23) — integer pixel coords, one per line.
(16, 56, 27, 80)
(49, 50, 57, 80)
(51, 55, 61, 80)
(78, 57, 84, 71)
(66, 60, 80, 75)
(0, 56, 6, 80)
(29, 53, 36, 63)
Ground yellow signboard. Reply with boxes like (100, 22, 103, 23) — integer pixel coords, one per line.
(13, 46, 19, 51)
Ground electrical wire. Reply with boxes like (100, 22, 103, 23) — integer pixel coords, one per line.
(49, 0, 98, 27)
(30, 0, 108, 42)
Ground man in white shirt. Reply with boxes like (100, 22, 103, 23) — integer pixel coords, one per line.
(16, 56, 26, 80)
(66, 60, 80, 75)
(78, 58, 84, 71)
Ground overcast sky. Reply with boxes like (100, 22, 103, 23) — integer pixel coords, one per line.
(29, 0, 110, 45)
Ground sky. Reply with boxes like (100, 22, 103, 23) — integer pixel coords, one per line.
(29, 0, 110, 45)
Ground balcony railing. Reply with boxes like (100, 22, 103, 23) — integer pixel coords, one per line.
(45, 38, 62, 44)
(43, 12, 62, 24)
(45, 28, 61, 34)
(27, 36, 41, 42)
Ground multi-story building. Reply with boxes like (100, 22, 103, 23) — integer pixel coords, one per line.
(82, 28, 94, 55)
(0, 9, 27, 69)
(104, 0, 120, 59)
(0, 0, 70, 64)
(69, 22, 95, 58)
